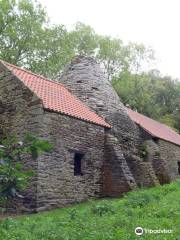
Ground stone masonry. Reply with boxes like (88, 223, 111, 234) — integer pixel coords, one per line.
(36, 112, 105, 211)
(0, 62, 105, 211)
(59, 56, 159, 195)
(0, 56, 179, 212)
(0, 66, 43, 211)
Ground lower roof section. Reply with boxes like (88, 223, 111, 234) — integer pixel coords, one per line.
(127, 108, 180, 146)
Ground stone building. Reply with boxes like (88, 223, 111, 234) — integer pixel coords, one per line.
(127, 108, 180, 184)
(0, 56, 179, 212)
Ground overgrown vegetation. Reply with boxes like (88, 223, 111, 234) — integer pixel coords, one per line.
(139, 143, 148, 160)
(0, 133, 52, 206)
(91, 201, 115, 216)
(0, 181, 180, 239)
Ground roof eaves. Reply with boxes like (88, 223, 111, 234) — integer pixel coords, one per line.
(44, 107, 111, 128)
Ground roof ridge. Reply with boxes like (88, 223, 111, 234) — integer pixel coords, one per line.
(0, 59, 66, 89)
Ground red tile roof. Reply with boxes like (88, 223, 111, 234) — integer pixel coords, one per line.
(127, 108, 180, 146)
(0, 60, 110, 128)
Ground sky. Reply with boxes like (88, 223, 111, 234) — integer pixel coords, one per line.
(39, 0, 180, 79)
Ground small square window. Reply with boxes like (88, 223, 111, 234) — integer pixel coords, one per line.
(153, 137, 159, 143)
(74, 153, 83, 176)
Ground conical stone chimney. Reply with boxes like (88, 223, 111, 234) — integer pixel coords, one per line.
(59, 56, 159, 196)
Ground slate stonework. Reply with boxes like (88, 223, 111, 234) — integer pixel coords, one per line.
(59, 56, 159, 194)
(139, 127, 180, 184)
(0, 64, 105, 212)
(0, 66, 43, 212)
(36, 111, 105, 211)
(158, 140, 180, 181)
(0, 57, 180, 213)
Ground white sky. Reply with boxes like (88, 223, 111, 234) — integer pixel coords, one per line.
(39, 0, 180, 79)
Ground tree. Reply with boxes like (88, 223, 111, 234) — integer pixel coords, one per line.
(69, 22, 99, 56)
(113, 70, 180, 132)
(97, 36, 129, 80)
(113, 71, 154, 114)
(0, 0, 76, 78)
(0, 0, 47, 65)
(126, 42, 155, 74)
(27, 25, 74, 78)
(0, 0, 156, 79)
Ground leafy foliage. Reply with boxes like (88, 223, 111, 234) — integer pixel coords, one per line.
(0, 0, 47, 65)
(0, 133, 52, 201)
(0, 1, 154, 79)
(69, 22, 99, 56)
(91, 201, 115, 216)
(139, 143, 148, 160)
(113, 70, 180, 132)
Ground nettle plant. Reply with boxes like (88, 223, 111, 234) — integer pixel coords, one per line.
(0, 133, 53, 202)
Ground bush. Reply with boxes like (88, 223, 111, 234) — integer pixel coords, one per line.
(0, 133, 53, 203)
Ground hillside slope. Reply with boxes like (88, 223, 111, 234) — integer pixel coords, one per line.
(0, 181, 180, 240)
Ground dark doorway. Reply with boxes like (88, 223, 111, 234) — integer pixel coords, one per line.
(0, 129, 3, 144)
(74, 153, 84, 176)
(178, 162, 180, 175)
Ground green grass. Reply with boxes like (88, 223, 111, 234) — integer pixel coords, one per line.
(1, 181, 180, 240)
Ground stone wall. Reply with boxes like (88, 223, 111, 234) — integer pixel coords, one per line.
(158, 140, 180, 181)
(36, 111, 105, 211)
(0, 64, 44, 211)
(59, 56, 158, 194)
(139, 127, 180, 184)
(1, 59, 179, 213)
(143, 139, 170, 184)
(102, 133, 137, 196)
(0, 64, 105, 212)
